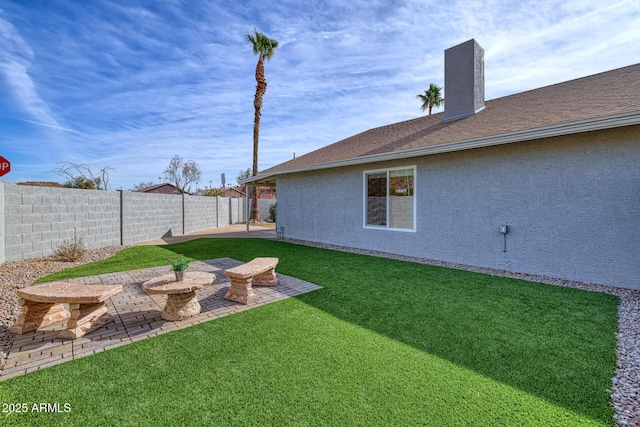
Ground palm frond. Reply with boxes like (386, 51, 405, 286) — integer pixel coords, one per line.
(246, 28, 279, 61)
(417, 83, 444, 114)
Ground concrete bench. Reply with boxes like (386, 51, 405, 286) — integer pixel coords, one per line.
(223, 257, 279, 304)
(10, 282, 123, 340)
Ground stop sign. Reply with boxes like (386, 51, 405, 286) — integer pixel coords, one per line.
(0, 156, 10, 177)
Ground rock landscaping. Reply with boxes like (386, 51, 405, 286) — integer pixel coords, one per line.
(1, 241, 638, 425)
(0, 246, 126, 370)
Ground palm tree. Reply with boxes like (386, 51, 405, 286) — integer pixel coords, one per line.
(417, 83, 444, 115)
(246, 28, 279, 221)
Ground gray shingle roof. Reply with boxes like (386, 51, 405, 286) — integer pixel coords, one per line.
(250, 63, 640, 184)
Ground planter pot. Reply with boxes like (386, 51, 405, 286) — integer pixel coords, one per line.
(174, 271, 185, 282)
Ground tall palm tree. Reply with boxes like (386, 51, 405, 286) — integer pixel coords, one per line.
(417, 83, 444, 115)
(246, 28, 279, 221)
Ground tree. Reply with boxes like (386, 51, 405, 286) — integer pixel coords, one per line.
(163, 155, 202, 194)
(65, 176, 99, 189)
(133, 181, 156, 192)
(417, 83, 444, 115)
(50, 162, 113, 190)
(236, 168, 251, 186)
(203, 188, 225, 197)
(246, 28, 278, 221)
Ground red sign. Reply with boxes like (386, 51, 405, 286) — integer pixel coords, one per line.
(0, 156, 10, 176)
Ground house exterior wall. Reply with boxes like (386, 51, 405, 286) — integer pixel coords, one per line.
(276, 125, 640, 290)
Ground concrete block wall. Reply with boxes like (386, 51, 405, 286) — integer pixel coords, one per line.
(184, 196, 248, 232)
(230, 197, 243, 224)
(0, 181, 253, 263)
(121, 191, 184, 245)
(215, 197, 229, 228)
(2, 182, 120, 261)
(239, 198, 275, 222)
(121, 193, 249, 245)
(184, 195, 219, 232)
(258, 199, 276, 221)
(61, 187, 121, 248)
(0, 183, 5, 264)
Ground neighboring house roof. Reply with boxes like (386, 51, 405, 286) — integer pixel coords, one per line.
(17, 181, 65, 188)
(225, 186, 246, 197)
(246, 63, 640, 185)
(224, 185, 275, 198)
(140, 183, 184, 194)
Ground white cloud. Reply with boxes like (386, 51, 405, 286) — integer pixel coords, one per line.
(1, 0, 639, 189)
(0, 13, 69, 131)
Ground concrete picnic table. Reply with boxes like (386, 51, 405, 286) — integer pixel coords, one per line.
(141, 271, 215, 321)
(10, 282, 123, 339)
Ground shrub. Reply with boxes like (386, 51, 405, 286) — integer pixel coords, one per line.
(269, 203, 276, 222)
(168, 254, 190, 271)
(53, 233, 86, 262)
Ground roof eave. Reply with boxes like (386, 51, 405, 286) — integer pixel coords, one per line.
(243, 111, 640, 185)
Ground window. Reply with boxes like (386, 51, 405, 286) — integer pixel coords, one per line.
(364, 166, 415, 231)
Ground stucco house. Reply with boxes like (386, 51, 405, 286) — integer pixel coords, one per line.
(245, 39, 640, 290)
(224, 186, 246, 198)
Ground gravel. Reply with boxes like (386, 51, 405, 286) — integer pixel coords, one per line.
(0, 246, 127, 372)
(1, 241, 638, 425)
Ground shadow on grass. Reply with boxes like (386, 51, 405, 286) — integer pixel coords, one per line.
(36, 238, 619, 424)
(182, 238, 618, 424)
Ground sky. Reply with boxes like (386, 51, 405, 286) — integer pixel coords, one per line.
(1, 0, 639, 191)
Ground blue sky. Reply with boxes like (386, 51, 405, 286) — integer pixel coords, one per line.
(1, 0, 639, 190)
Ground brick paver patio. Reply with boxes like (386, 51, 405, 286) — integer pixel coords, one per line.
(1, 258, 322, 380)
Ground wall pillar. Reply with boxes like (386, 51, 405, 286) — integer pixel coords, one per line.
(245, 192, 250, 232)
(181, 192, 185, 234)
(118, 189, 124, 246)
(216, 196, 219, 228)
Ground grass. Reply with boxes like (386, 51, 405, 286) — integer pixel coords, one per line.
(0, 239, 619, 426)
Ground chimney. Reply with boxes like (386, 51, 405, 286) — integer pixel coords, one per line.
(443, 39, 485, 122)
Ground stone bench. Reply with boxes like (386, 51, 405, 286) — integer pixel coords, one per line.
(10, 282, 123, 340)
(223, 257, 279, 304)
(142, 271, 215, 321)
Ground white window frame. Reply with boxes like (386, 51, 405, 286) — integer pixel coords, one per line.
(363, 165, 416, 232)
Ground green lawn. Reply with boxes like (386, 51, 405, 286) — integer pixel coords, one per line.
(0, 239, 619, 426)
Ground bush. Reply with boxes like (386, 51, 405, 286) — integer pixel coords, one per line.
(269, 203, 276, 222)
(53, 233, 86, 262)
